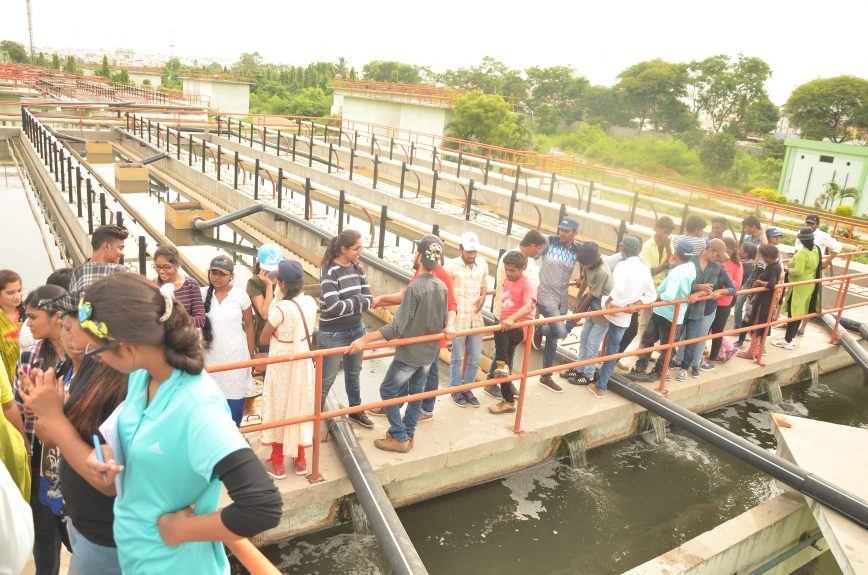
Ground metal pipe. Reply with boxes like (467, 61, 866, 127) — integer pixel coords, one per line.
(820, 314, 868, 373)
(140, 152, 167, 165)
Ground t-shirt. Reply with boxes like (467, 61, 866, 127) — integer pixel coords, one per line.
(412, 266, 456, 350)
(381, 274, 448, 367)
(173, 277, 206, 328)
(113, 368, 248, 574)
(494, 249, 539, 318)
(671, 235, 706, 256)
(581, 263, 613, 326)
(0, 460, 32, 575)
(641, 237, 670, 287)
(537, 236, 581, 312)
(654, 262, 696, 324)
(500, 275, 537, 322)
(718, 261, 743, 307)
(245, 275, 268, 337)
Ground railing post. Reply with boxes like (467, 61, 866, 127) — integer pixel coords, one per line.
(337, 128, 342, 148)
(558, 204, 567, 226)
(756, 287, 780, 367)
(327, 143, 333, 173)
(484, 157, 491, 185)
(338, 189, 345, 233)
(349, 149, 355, 181)
(304, 177, 311, 220)
(629, 191, 639, 224)
(99, 192, 106, 226)
(373, 155, 379, 189)
(176, 128, 181, 160)
(138, 236, 147, 275)
(188, 135, 193, 166)
(59, 148, 66, 192)
(399, 162, 406, 199)
(371, 135, 376, 157)
(85, 179, 94, 234)
(512, 324, 534, 433)
(586, 183, 594, 212)
(254, 159, 260, 200)
(166, 126, 170, 152)
(431, 146, 438, 171)
(292, 134, 297, 161)
(250, 123, 254, 147)
(116, 210, 124, 231)
(277, 168, 283, 210)
(353, 130, 359, 151)
(377, 205, 387, 259)
(548, 173, 556, 203)
(432, 223, 440, 237)
(388, 137, 394, 160)
(276, 130, 281, 156)
(156, 124, 160, 147)
(201, 139, 206, 173)
(617, 220, 627, 247)
(309, 355, 324, 483)
(216, 115, 221, 137)
(234, 151, 239, 189)
(831, 277, 851, 344)
(456, 152, 463, 179)
(506, 189, 517, 236)
(66, 158, 73, 203)
(147, 119, 152, 142)
(679, 204, 690, 234)
(262, 127, 267, 151)
(75, 167, 83, 217)
(410, 141, 415, 165)
(465, 179, 475, 221)
(430, 170, 438, 209)
(216, 145, 222, 181)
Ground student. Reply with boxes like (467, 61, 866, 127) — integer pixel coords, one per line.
(565, 242, 612, 386)
(732, 243, 758, 348)
(153, 245, 206, 328)
(741, 216, 766, 247)
(0, 269, 24, 384)
(709, 238, 743, 362)
(672, 215, 707, 256)
(80, 273, 281, 573)
(350, 236, 449, 453)
(773, 228, 822, 350)
(1, 355, 29, 501)
(317, 230, 374, 427)
(709, 216, 732, 240)
(201, 256, 256, 427)
(737, 244, 782, 360)
(0, 459, 33, 575)
(796, 215, 841, 270)
(488, 251, 536, 414)
(260, 260, 317, 478)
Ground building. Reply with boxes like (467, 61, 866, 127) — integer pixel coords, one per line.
(778, 138, 868, 215)
(182, 73, 251, 114)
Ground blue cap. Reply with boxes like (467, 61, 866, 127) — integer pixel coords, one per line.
(257, 243, 283, 272)
(676, 239, 694, 257)
(765, 227, 782, 238)
(558, 216, 579, 232)
(277, 259, 303, 283)
(620, 235, 641, 254)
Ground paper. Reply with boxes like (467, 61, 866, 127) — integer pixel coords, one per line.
(98, 401, 125, 502)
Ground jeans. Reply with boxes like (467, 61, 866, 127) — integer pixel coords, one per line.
(493, 327, 525, 403)
(618, 312, 639, 354)
(537, 303, 576, 369)
(227, 398, 244, 427)
(420, 358, 440, 415)
(597, 323, 627, 391)
(635, 314, 675, 374)
(379, 359, 430, 442)
(67, 521, 121, 575)
(30, 470, 60, 575)
(578, 320, 608, 378)
(679, 311, 715, 369)
(733, 294, 748, 342)
(449, 333, 483, 388)
(317, 325, 366, 408)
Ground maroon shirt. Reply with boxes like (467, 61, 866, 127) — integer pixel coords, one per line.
(174, 277, 207, 327)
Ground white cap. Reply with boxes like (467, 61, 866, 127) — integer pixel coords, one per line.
(459, 231, 480, 251)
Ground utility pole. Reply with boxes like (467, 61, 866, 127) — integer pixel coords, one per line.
(26, 0, 35, 59)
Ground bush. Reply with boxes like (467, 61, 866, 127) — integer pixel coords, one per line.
(748, 187, 788, 204)
(834, 205, 855, 217)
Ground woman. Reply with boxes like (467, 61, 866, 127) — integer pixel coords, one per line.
(773, 227, 822, 350)
(1, 355, 29, 500)
(737, 244, 782, 360)
(317, 230, 373, 426)
(201, 255, 256, 427)
(21, 313, 128, 575)
(260, 260, 316, 479)
(709, 237, 743, 362)
(152, 245, 206, 328)
(0, 269, 24, 383)
(77, 273, 281, 573)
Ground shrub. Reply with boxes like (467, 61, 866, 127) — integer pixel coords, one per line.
(834, 205, 855, 217)
(748, 187, 788, 204)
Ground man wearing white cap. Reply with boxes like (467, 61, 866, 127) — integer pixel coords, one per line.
(445, 232, 489, 407)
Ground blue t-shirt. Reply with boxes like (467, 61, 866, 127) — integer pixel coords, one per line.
(653, 262, 697, 324)
(114, 368, 248, 574)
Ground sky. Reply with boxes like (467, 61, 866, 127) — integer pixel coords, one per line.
(2, 0, 867, 104)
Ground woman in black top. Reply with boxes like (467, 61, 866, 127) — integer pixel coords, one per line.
(737, 244, 782, 360)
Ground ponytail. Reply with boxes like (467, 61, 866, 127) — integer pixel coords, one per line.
(201, 284, 215, 347)
(321, 229, 361, 268)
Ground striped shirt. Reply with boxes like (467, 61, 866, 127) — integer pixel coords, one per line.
(671, 235, 707, 256)
(537, 236, 581, 312)
(318, 262, 373, 332)
(445, 256, 488, 331)
(173, 277, 207, 327)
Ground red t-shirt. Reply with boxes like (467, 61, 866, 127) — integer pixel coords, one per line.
(501, 275, 536, 322)
(412, 266, 456, 348)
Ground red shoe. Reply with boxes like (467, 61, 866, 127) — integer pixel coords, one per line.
(292, 457, 307, 476)
(265, 460, 286, 480)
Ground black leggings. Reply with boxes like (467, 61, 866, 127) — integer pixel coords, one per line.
(618, 312, 639, 354)
(709, 303, 734, 360)
(493, 327, 525, 403)
(784, 319, 800, 343)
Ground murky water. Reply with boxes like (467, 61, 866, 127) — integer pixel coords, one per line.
(247, 367, 868, 575)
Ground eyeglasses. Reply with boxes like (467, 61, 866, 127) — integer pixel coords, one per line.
(85, 341, 118, 358)
(152, 263, 176, 271)
(349, 246, 364, 252)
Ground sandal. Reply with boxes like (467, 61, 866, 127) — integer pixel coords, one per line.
(736, 351, 756, 360)
(292, 457, 307, 476)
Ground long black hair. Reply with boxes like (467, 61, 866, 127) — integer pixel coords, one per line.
(24, 285, 67, 369)
(321, 229, 361, 268)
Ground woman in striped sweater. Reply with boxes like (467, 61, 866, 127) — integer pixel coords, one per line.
(153, 245, 206, 328)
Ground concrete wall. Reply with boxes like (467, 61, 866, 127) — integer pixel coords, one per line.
(183, 79, 250, 114)
(779, 138, 868, 216)
(332, 94, 450, 140)
(128, 71, 162, 86)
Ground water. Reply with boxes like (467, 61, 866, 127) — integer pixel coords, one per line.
(247, 366, 868, 575)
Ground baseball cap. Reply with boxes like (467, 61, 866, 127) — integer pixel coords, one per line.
(577, 242, 600, 266)
(707, 238, 727, 260)
(418, 234, 444, 270)
(557, 216, 579, 232)
(257, 243, 283, 272)
(765, 227, 782, 239)
(620, 235, 641, 254)
(277, 259, 303, 283)
(805, 214, 820, 225)
(459, 231, 480, 252)
(676, 239, 694, 258)
(208, 255, 234, 273)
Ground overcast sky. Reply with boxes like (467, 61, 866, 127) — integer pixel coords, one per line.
(2, 0, 866, 104)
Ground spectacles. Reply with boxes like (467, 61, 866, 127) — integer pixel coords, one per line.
(85, 341, 118, 358)
(152, 263, 176, 271)
(349, 246, 364, 252)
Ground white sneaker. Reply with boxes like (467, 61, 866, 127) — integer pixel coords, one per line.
(771, 338, 795, 350)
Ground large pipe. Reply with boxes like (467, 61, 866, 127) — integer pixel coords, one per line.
(820, 314, 868, 373)
(46, 128, 87, 144)
(140, 151, 167, 165)
(324, 397, 429, 575)
(607, 375, 868, 529)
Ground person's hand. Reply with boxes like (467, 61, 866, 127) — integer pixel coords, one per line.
(444, 323, 456, 342)
(86, 444, 123, 487)
(258, 270, 273, 286)
(20, 368, 65, 421)
(822, 259, 831, 270)
(159, 504, 196, 547)
(698, 283, 713, 293)
(473, 295, 486, 314)
(501, 318, 515, 330)
(348, 337, 367, 355)
(371, 295, 383, 309)
(687, 293, 702, 304)
(711, 291, 721, 301)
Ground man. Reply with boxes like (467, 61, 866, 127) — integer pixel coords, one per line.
(53, 224, 129, 312)
(765, 227, 782, 245)
(589, 236, 656, 398)
(709, 217, 731, 241)
(672, 215, 707, 256)
(741, 216, 766, 248)
(445, 232, 489, 408)
(796, 214, 841, 271)
(630, 240, 697, 382)
(534, 216, 583, 393)
(564, 242, 612, 386)
(370, 235, 457, 421)
(349, 236, 449, 453)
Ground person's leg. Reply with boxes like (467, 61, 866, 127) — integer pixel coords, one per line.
(784, 319, 800, 343)
(67, 521, 121, 575)
(673, 322, 687, 365)
(538, 304, 566, 369)
(449, 335, 467, 388)
(577, 320, 601, 378)
(733, 295, 747, 345)
(402, 365, 431, 439)
(316, 330, 344, 409)
(679, 318, 702, 369)
(597, 324, 627, 391)
(618, 312, 639, 354)
(709, 304, 732, 360)
(652, 316, 675, 374)
(500, 328, 524, 402)
(691, 311, 716, 368)
(463, 333, 483, 386)
(379, 360, 416, 442)
(31, 475, 60, 575)
(341, 325, 367, 407)
(227, 398, 244, 427)
(420, 358, 441, 416)
(634, 316, 662, 372)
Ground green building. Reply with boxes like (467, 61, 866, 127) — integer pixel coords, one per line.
(778, 138, 868, 216)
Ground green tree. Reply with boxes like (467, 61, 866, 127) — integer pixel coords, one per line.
(63, 55, 80, 74)
(785, 75, 868, 142)
(581, 85, 631, 127)
(0, 40, 29, 63)
(161, 57, 183, 89)
(738, 97, 780, 136)
(817, 182, 859, 210)
(699, 132, 736, 183)
(362, 61, 423, 84)
(231, 52, 262, 77)
(445, 92, 521, 148)
(142, 79, 152, 86)
(336, 56, 348, 78)
(95, 55, 111, 78)
(111, 68, 131, 84)
(35, 52, 47, 67)
(50, 53, 60, 69)
(616, 59, 687, 133)
(525, 66, 588, 132)
(440, 57, 527, 99)
(686, 55, 772, 132)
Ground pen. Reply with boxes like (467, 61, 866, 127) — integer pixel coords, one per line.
(92, 434, 108, 482)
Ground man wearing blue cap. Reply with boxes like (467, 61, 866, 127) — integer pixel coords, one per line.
(534, 215, 582, 393)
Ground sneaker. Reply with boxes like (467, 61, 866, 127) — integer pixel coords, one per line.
(463, 391, 480, 407)
(483, 384, 502, 399)
(266, 461, 286, 480)
(538, 376, 563, 393)
(587, 384, 605, 399)
(532, 329, 543, 350)
(699, 362, 715, 372)
(488, 400, 516, 414)
(559, 367, 582, 380)
(676, 369, 687, 382)
(690, 366, 701, 379)
(348, 411, 374, 429)
(418, 412, 433, 423)
(374, 435, 411, 453)
(771, 338, 795, 350)
(451, 392, 468, 407)
(368, 407, 386, 416)
(291, 457, 307, 476)
(629, 370, 656, 383)
(569, 374, 594, 386)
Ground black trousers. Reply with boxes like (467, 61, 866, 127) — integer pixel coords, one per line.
(709, 303, 734, 360)
(618, 312, 639, 354)
(635, 314, 673, 374)
(492, 327, 525, 403)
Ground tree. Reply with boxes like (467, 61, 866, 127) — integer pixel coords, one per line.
(95, 55, 111, 78)
(738, 97, 780, 136)
(785, 76, 868, 142)
(616, 59, 687, 133)
(440, 57, 527, 100)
(445, 92, 521, 148)
(50, 53, 60, 69)
(336, 56, 348, 78)
(362, 61, 423, 84)
(581, 85, 631, 127)
(111, 68, 131, 84)
(525, 66, 588, 132)
(686, 54, 772, 132)
(0, 40, 29, 63)
(35, 52, 47, 67)
(817, 182, 859, 210)
(231, 52, 262, 78)
(63, 55, 80, 74)
(699, 132, 736, 183)
(161, 57, 183, 89)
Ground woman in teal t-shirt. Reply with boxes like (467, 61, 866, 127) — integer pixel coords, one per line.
(79, 274, 281, 574)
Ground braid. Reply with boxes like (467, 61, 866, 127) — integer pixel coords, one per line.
(201, 284, 215, 347)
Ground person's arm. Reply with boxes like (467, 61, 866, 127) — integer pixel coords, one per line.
(502, 295, 534, 330)
(347, 329, 383, 355)
(372, 288, 406, 308)
(242, 306, 256, 359)
(714, 269, 737, 299)
(824, 234, 841, 269)
(258, 271, 275, 317)
(474, 263, 488, 314)
(2, 400, 28, 453)
(259, 305, 283, 346)
(186, 280, 207, 328)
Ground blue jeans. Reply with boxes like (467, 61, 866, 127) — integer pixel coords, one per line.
(679, 311, 715, 369)
(578, 320, 607, 378)
(449, 333, 483, 388)
(67, 521, 121, 575)
(537, 303, 577, 369)
(227, 398, 244, 427)
(380, 359, 430, 442)
(317, 325, 366, 408)
(597, 323, 627, 391)
(421, 358, 440, 415)
(733, 294, 748, 342)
